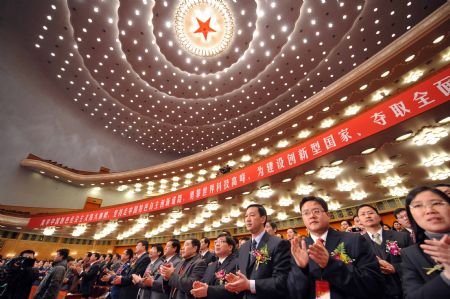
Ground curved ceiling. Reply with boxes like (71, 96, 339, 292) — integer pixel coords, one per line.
(18, 0, 446, 154)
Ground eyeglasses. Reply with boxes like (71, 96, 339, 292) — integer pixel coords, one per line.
(301, 208, 324, 217)
(409, 200, 449, 210)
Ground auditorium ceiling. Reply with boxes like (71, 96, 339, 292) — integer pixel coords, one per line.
(2, 0, 446, 154)
(0, 0, 449, 240)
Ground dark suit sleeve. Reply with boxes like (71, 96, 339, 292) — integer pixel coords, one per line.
(254, 239, 291, 297)
(206, 259, 241, 299)
(80, 264, 99, 281)
(287, 258, 309, 299)
(168, 259, 207, 294)
(392, 232, 411, 276)
(401, 249, 450, 299)
(120, 256, 150, 286)
(321, 235, 383, 298)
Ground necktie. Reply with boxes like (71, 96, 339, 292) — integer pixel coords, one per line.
(373, 233, 382, 245)
(410, 230, 416, 243)
(250, 240, 257, 263)
(318, 238, 325, 246)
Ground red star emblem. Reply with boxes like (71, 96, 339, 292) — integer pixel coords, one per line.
(194, 17, 216, 40)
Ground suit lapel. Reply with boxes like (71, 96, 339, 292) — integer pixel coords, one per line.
(305, 236, 320, 273)
(324, 229, 341, 254)
(240, 241, 250, 275)
(179, 255, 198, 277)
(380, 230, 391, 260)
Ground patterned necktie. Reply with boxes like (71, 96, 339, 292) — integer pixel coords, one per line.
(410, 230, 416, 243)
(250, 240, 257, 262)
(373, 233, 382, 245)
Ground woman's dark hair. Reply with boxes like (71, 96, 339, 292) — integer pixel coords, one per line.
(341, 220, 352, 226)
(405, 186, 450, 243)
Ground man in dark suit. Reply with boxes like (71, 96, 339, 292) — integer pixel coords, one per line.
(160, 238, 207, 299)
(133, 244, 165, 299)
(358, 204, 412, 299)
(394, 208, 416, 243)
(200, 237, 216, 265)
(288, 196, 382, 299)
(224, 204, 291, 299)
(101, 248, 133, 299)
(191, 233, 241, 299)
(79, 252, 101, 298)
(144, 239, 182, 299)
(111, 240, 150, 299)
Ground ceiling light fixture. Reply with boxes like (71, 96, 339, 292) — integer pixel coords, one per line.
(317, 166, 343, 179)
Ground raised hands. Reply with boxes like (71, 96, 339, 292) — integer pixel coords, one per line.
(224, 271, 250, 293)
(190, 281, 208, 298)
(159, 262, 175, 280)
(420, 234, 450, 279)
(291, 237, 309, 268)
(376, 257, 396, 274)
(308, 238, 329, 268)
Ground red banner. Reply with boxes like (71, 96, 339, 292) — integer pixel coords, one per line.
(27, 66, 450, 228)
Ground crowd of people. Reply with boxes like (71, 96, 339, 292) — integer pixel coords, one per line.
(0, 183, 449, 299)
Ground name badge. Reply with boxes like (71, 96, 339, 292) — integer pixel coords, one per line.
(315, 280, 330, 299)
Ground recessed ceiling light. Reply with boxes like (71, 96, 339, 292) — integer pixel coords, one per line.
(304, 170, 315, 175)
(361, 147, 376, 154)
(395, 132, 413, 141)
(433, 35, 445, 44)
(438, 116, 450, 124)
(331, 160, 343, 166)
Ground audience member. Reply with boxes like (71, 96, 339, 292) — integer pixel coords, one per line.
(340, 220, 352, 232)
(112, 240, 150, 299)
(358, 204, 412, 299)
(160, 238, 207, 299)
(191, 233, 240, 299)
(78, 252, 101, 299)
(224, 204, 291, 299)
(200, 237, 216, 264)
(2, 250, 37, 299)
(401, 186, 450, 298)
(287, 228, 298, 240)
(288, 196, 382, 299)
(33, 249, 69, 299)
(149, 239, 182, 299)
(265, 221, 278, 236)
(133, 244, 164, 299)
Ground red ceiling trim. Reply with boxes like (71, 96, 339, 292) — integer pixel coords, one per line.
(27, 66, 450, 228)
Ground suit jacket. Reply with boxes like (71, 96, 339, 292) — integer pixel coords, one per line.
(400, 228, 416, 244)
(164, 254, 207, 299)
(363, 229, 412, 298)
(201, 251, 216, 265)
(288, 229, 383, 299)
(117, 252, 150, 299)
(79, 261, 101, 297)
(201, 254, 241, 299)
(137, 257, 165, 299)
(151, 255, 182, 299)
(237, 232, 291, 299)
(401, 242, 450, 299)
